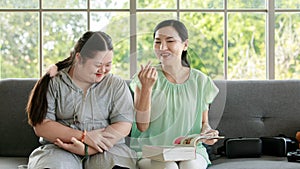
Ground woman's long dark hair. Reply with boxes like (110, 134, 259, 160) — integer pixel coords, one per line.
(153, 19, 190, 67)
(27, 31, 113, 126)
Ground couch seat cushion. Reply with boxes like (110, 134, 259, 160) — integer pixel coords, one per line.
(208, 156, 300, 169)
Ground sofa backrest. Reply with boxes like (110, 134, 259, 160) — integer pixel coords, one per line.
(210, 80, 300, 139)
(126, 79, 300, 139)
(1, 78, 299, 157)
(0, 78, 40, 157)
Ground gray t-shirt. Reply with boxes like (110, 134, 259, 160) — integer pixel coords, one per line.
(30, 69, 137, 169)
(45, 68, 134, 144)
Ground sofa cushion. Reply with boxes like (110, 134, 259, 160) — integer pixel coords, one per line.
(0, 78, 40, 157)
(0, 157, 28, 169)
(208, 156, 300, 169)
(209, 80, 300, 151)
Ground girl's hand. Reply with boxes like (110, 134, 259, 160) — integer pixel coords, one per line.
(54, 137, 85, 155)
(55, 137, 98, 155)
(138, 61, 158, 89)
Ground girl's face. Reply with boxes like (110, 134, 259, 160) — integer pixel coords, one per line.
(153, 26, 188, 66)
(75, 50, 113, 83)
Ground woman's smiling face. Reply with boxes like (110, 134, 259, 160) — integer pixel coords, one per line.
(153, 26, 188, 66)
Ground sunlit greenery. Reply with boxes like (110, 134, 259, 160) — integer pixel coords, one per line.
(42, 12, 87, 75)
(275, 0, 300, 9)
(180, 0, 223, 9)
(181, 12, 224, 79)
(42, 0, 87, 8)
(137, 0, 176, 9)
(228, 0, 265, 9)
(275, 13, 300, 79)
(1, 12, 39, 78)
(228, 13, 266, 79)
(0, 0, 300, 79)
(0, 0, 39, 8)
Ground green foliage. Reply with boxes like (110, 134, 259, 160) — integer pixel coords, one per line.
(1, 12, 39, 78)
(42, 12, 87, 75)
(228, 0, 265, 9)
(1, 0, 300, 80)
(90, 0, 129, 9)
(227, 13, 266, 79)
(42, 0, 86, 8)
(181, 12, 224, 79)
(275, 13, 300, 79)
(0, 0, 39, 8)
(137, 0, 176, 8)
(180, 0, 223, 9)
(275, 0, 300, 9)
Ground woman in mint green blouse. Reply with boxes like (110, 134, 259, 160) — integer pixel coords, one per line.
(130, 19, 220, 169)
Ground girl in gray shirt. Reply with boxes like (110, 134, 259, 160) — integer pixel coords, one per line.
(26, 31, 137, 169)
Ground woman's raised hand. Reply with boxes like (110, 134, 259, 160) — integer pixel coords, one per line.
(138, 61, 158, 89)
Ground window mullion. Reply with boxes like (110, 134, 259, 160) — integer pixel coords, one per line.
(87, 0, 90, 30)
(39, 0, 43, 77)
(224, 0, 228, 79)
(267, 0, 275, 79)
(130, 0, 137, 78)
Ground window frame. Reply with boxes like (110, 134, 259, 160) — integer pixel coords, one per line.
(1, 0, 299, 79)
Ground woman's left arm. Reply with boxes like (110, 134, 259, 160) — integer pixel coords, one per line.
(104, 122, 132, 145)
(201, 110, 219, 145)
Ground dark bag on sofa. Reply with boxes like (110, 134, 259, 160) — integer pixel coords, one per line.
(261, 136, 298, 157)
(218, 138, 262, 158)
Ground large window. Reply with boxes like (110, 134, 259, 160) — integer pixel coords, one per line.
(1, 0, 300, 80)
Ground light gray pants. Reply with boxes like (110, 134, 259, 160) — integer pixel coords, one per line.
(138, 154, 208, 169)
(28, 144, 137, 169)
(28, 144, 82, 169)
